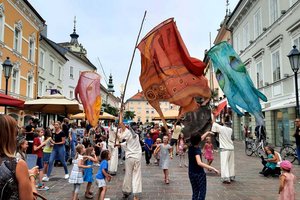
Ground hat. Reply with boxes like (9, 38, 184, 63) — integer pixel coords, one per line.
(280, 160, 292, 170)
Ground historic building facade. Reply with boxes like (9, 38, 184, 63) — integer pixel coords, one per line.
(225, 0, 300, 145)
(0, 0, 45, 123)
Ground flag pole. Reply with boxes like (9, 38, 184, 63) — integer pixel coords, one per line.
(115, 10, 147, 144)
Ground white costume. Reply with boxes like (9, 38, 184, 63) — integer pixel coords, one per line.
(120, 128, 142, 196)
(108, 126, 119, 175)
(211, 122, 235, 182)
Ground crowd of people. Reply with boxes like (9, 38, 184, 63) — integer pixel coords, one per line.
(0, 113, 297, 200)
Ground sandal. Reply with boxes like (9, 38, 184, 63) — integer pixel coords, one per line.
(85, 194, 93, 199)
(165, 179, 169, 184)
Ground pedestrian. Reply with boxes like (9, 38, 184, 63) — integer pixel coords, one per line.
(293, 118, 300, 165)
(278, 160, 295, 200)
(150, 123, 160, 143)
(43, 121, 69, 181)
(259, 146, 277, 177)
(16, 135, 28, 161)
(95, 150, 112, 200)
(188, 133, 219, 200)
(117, 121, 142, 200)
(62, 118, 71, 163)
(177, 133, 188, 167)
(84, 147, 98, 199)
(107, 125, 119, 175)
(0, 114, 39, 199)
(69, 122, 78, 164)
(171, 121, 182, 155)
(209, 116, 235, 183)
(32, 128, 49, 190)
(144, 133, 154, 165)
(154, 135, 173, 184)
(42, 128, 53, 179)
(203, 136, 214, 168)
(153, 138, 162, 165)
(69, 144, 92, 200)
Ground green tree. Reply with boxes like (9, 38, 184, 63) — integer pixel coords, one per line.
(124, 111, 136, 120)
(102, 103, 119, 116)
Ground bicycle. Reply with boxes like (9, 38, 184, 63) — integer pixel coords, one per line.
(279, 144, 298, 163)
(245, 138, 266, 157)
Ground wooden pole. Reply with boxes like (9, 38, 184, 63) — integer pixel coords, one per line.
(115, 10, 147, 143)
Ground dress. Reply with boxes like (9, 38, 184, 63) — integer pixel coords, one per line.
(278, 172, 296, 200)
(83, 159, 94, 183)
(178, 139, 185, 156)
(159, 144, 172, 169)
(69, 155, 84, 184)
(204, 143, 214, 161)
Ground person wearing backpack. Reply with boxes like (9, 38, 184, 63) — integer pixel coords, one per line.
(0, 114, 39, 200)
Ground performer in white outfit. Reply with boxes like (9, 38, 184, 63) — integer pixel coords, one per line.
(117, 122, 142, 200)
(208, 117, 235, 184)
(108, 125, 119, 175)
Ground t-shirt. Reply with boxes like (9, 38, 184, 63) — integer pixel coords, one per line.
(25, 124, 34, 132)
(53, 131, 65, 145)
(266, 154, 277, 170)
(62, 124, 69, 137)
(96, 160, 108, 179)
(188, 146, 205, 174)
(144, 138, 153, 152)
(172, 125, 182, 140)
(43, 138, 53, 153)
(211, 122, 234, 150)
(32, 137, 43, 158)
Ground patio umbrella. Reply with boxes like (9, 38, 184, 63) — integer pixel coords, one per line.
(24, 94, 82, 114)
(0, 93, 24, 108)
(153, 109, 179, 120)
(70, 111, 117, 120)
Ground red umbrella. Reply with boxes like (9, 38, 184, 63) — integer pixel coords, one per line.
(0, 93, 24, 108)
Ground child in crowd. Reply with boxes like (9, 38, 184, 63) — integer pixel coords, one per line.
(177, 133, 187, 167)
(95, 150, 112, 200)
(278, 160, 295, 200)
(260, 146, 277, 177)
(144, 133, 153, 165)
(15, 135, 28, 161)
(154, 135, 173, 184)
(33, 128, 48, 190)
(84, 147, 98, 199)
(43, 128, 53, 178)
(69, 144, 92, 200)
(153, 138, 162, 165)
(203, 136, 214, 168)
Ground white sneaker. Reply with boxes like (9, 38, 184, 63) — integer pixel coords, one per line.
(64, 174, 69, 179)
(42, 176, 49, 182)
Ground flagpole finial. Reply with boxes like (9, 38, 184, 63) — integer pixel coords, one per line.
(73, 16, 77, 32)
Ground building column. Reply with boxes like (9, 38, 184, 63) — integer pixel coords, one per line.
(265, 111, 275, 145)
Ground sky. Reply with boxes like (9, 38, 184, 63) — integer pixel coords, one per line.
(29, 0, 239, 100)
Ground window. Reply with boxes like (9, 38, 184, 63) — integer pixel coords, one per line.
(11, 69, 19, 94)
(0, 10, 4, 42)
(38, 78, 44, 97)
(69, 90, 74, 99)
(254, 8, 262, 39)
(39, 50, 45, 68)
(293, 35, 300, 49)
(58, 64, 62, 80)
(243, 23, 250, 49)
(27, 75, 33, 98)
(48, 82, 54, 89)
(146, 110, 149, 114)
(270, 0, 279, 24)
(234, 33, 241, 53)
(50, 58, 54, 75)
(28, 38, 35, 61)
(272, 50, 281, 82)
(14, 28, 21, 51)
(256, 61, 263, 88)
(70, 66, 74, 78)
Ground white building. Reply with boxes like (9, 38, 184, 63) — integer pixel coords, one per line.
(226, 0, 300, 145)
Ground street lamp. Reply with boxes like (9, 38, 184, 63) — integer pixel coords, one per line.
(287, 45, 300, 118)
(2, 57, 13, 114)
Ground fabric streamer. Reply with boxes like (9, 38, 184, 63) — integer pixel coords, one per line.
(75, 71, 102, 127)
(207, 41, 267, 126)
(137, 18, 210, 124)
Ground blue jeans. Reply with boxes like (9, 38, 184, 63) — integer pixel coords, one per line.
(47, 145, 68, 177)
(70, 140, 76, 159)
(296, 145, 300, 164)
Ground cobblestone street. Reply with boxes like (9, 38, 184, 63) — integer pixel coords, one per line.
(39, 141, 300, 200)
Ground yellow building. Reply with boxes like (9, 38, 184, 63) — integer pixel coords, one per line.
(124, 91, 179, 123)
(0, 0, 45, 122)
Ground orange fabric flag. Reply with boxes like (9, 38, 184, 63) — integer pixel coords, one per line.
(213, 98, 227, 117)
(137, 18, 210, 120)
(75, 71, 102, 127)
